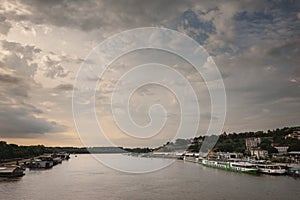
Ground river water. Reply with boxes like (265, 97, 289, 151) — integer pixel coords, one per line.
(0, 154, 299, 200)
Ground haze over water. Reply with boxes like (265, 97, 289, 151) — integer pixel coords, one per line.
(1, 154, 299, 200)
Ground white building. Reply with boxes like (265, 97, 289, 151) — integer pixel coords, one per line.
(275, 146, 289, 154)
(245, 138, 261, 152)
(251, 149, 268, 159)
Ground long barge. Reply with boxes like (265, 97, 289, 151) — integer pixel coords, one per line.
(201, 159, 258, 174)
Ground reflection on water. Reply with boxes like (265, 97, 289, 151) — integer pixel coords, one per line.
(0, 154, 299, 200)
(92, 154, 175, 173)
(0, 177, 23, 182)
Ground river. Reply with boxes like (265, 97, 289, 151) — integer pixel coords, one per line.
(0, 154, 299, 200)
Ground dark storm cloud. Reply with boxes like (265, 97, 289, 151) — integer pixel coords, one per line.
(0, 93, 67, 138)
(0, 80, 67, 138)
(0, 106, 66, 138)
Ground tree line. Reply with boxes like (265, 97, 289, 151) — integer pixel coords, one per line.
(187, 126, 300, 153)
(1, 126, 300, 161)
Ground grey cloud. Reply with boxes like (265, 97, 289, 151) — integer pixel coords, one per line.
(215, 38, 300, 132)
(0, 40, 42, 79)
(0, 73, 22, 84)
(1, 53, 38, 78)
(0, 74, 67, 138)
(267, 40, 300, 61)
(0, 73, 31, 103)
(0, 80, 66, 138)
(44, 64, 69, 78)
(9, 87, 29, 98)
(1, 40, 72, 80)
(1, 40, 42, 59)
(0, 40, 68, 138)
(42, 56, 70, 78)
(0, 0, 299, 141)
(220, 40, 300, 103)
(0, 106, 66, 138)
(4, 0, 191, 31)
(233, 3, 300, 52)
(54, 83, 73, 91)
(0, 16, 12, 35)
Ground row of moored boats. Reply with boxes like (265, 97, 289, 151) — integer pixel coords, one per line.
(183, 156, 299, 176)
(0, 153, 71, 178)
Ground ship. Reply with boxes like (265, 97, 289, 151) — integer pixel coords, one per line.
(249, 160, 286, 175)
(201, 159, 258, 174)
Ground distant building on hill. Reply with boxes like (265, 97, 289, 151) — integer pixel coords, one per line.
(285, 131, 300, 140)
(250, 149, 268, 159)
(288, 151, 300, 163)
(245, 137, 261, 152)
(216, 152, 243, 160)
(274, 146, 289, 154)
(245, 137, 269, 158)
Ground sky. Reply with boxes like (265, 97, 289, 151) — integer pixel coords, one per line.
(0, 0, 299, 147)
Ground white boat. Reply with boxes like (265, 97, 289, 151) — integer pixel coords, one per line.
(250, 160, 287, 175)
(51, 152, 70, 160)
(288, 167, 300, 177)
(229, 162, 258, 174)
(183, 153, 199, 163)
(256, 164, 286, 175)
(29, 157, 54, 169)
(53, 157, 62, 165)
(0, 165, 25, 178)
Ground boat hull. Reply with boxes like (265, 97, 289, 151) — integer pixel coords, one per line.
(0, 172, 25, 178)
(202, 160, 258, 175)
(258, 169, 286, 175)
(256, 164, 287, 175)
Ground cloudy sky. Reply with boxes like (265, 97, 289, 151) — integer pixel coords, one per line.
(0, 0, 299, 147)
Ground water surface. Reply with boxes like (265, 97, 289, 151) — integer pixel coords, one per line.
(0, 154, 299, 200)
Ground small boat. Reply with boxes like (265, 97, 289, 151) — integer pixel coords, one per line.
(53, 157, 62, 165)
(28, 157, 54, 169)
(288, 167, 300, 177)
(183, 153, 199, 163)
(256, 164, 286, 175)
(51, 152, 70, 160)
(0, 165, 25, 178)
